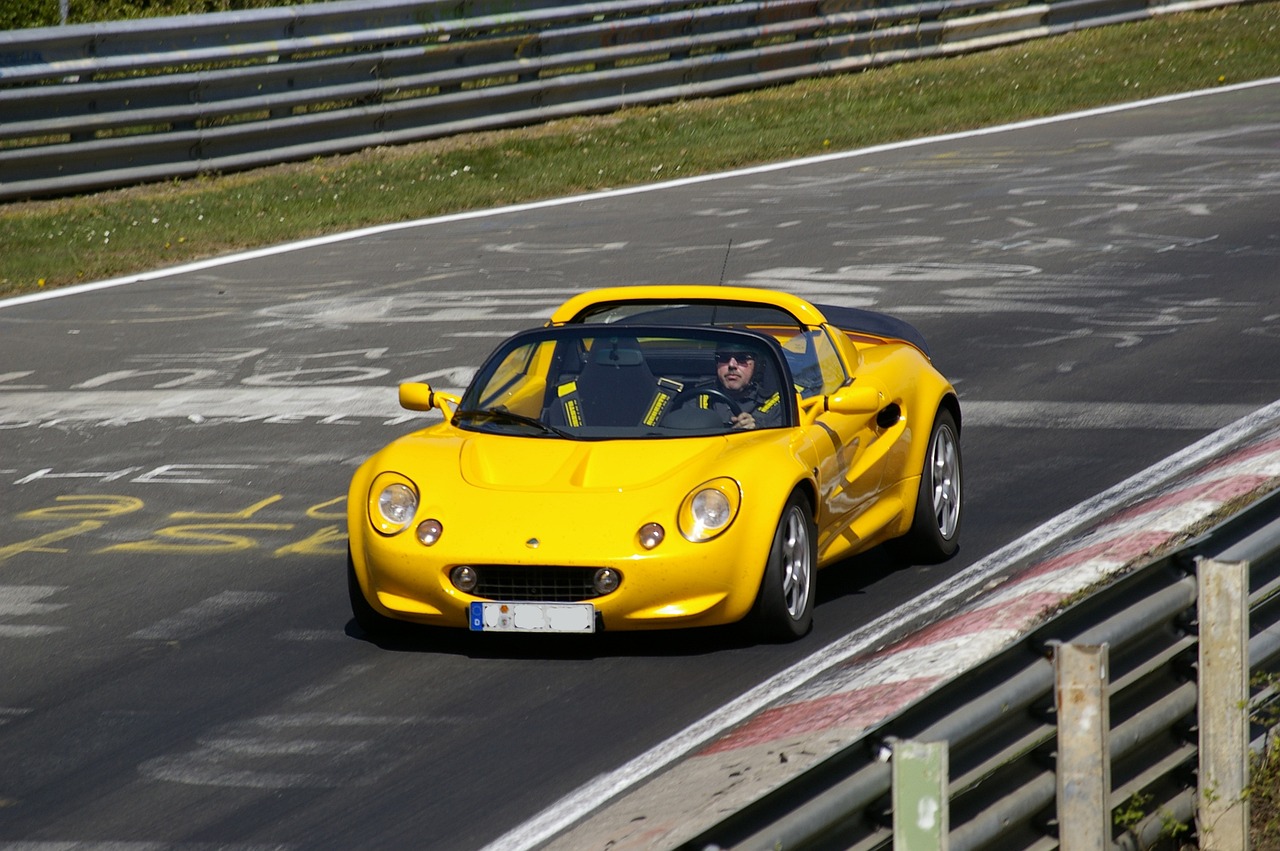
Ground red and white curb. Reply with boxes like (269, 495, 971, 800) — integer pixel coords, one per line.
(490, 401, 1280, 851)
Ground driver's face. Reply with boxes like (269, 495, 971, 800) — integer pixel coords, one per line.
(716, 352, 755, 392)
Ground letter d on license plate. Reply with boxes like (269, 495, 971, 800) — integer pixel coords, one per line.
(470, 602, 595, 633)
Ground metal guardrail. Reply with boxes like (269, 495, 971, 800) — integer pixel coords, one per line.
(0, 0, 1248, 202)
(679, 486, 1280, 850)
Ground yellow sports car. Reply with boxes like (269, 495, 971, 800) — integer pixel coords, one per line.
(347, 286, 961, 641)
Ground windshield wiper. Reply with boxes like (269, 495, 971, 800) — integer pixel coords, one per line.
(453, 408, 571, 438)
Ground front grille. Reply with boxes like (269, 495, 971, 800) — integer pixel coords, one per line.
(465, 565, 603, 602)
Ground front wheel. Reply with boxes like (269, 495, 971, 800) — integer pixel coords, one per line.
(347, 549, 401, 639)
(898, 408, 962, 563)
(748, 492, 816, 642)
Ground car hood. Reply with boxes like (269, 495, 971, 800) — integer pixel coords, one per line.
(352, 426, 814, 568)
(458, 433, 734, 490)
(378, 426, 790, 493)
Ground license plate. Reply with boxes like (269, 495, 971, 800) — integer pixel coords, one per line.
(469, 601, 596, 633)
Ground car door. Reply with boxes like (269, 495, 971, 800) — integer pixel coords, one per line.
(791, 327, 898, 559)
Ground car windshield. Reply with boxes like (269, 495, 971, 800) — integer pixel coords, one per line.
(455, 325, 795, 439)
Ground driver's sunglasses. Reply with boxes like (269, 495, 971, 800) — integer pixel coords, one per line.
(715, 351, 755, 364)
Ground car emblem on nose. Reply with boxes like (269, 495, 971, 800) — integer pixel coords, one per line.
(526, 538, 540, 549)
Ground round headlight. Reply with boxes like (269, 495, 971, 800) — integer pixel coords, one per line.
(368, 473, 418, 535)
(679, 478, 741, 542)
(378, 484, 417, 526)
(692, 490, 731, 528)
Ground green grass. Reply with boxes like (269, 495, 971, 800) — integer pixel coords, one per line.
(1254, 741, 1280, 849)
(1252, 674, 1280, 850)
(1, 0, 310, 30)
(2, 2, 1278, 297)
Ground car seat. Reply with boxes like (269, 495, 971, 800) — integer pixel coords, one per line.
(561, 336, 659, 427)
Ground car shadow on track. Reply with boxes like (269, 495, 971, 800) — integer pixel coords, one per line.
(342, 617, 760, 659)
(814, 543, 904, 607)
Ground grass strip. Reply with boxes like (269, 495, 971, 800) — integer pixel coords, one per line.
(2, 2, 1278, 297)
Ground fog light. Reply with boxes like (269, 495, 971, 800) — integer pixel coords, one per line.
(593, 568, 621, 595)
(451, 565, 478, 593)
(417, 518, 443, 546)
(638, 522, 665, 550)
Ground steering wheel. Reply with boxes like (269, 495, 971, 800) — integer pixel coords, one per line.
(672, 387, 743, 417)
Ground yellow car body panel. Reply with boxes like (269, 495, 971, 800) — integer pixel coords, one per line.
(348, 429, 809, 630)
(349, 285, 960, 637)
(548, 285, 834, 327)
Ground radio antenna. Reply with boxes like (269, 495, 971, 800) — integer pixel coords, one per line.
(718, 239, 733, 286)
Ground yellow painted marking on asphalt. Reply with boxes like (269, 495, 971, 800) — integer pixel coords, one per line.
(0, 521, 106, 562)
(169, 495, 283, 520)
(99, 523, 294, 554)
(8, 493, 352, 559)
(305, 496, 346, 520)
(274, 525, 347, 557)
(18, 495, 144, 520)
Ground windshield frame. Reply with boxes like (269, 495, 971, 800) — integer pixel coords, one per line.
(454, 324, 798, 439)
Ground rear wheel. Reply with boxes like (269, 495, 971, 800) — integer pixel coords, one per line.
(898, 408, 962, 563)
(749, 492, 816, 642)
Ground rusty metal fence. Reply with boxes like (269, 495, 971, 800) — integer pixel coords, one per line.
(0, 0, 1248, 201)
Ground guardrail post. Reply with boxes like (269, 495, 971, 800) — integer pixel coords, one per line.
(1055, 642, 1111, 851)
(893, 739, 948, 851)
(1197, 557, 1251, 851)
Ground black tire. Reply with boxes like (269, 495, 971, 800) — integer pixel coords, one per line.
(898, 408, 962, 563)
(749, 492, 816, 642)
(347, 549, 401, 639)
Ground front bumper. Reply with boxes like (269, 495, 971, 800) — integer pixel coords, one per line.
(350, 520, 769, 631)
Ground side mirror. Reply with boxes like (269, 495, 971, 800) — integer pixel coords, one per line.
(399, 382, 460, 413)
(823, 385, 883, 415)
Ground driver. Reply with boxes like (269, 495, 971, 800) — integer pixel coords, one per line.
(693, 348, 782, 430)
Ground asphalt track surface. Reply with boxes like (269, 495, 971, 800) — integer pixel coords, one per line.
(1, 81, 1277, 849)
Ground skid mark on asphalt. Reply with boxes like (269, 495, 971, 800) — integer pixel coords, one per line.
(130, 591, 284, 641)
(0, 707, 32, 726)
(0, 585, 69, 637)
(0, 839, 293, 844)
(0, 391, 1261, 431)
(139, 665, 461, 790)
(961, 401, 1263, 430)
(274, 628, 350, 642)
(138, 714, 407, 789)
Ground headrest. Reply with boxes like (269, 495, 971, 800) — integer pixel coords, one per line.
(593, 339, 645, 367)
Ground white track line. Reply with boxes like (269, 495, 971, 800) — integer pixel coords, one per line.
(2, 78, 1276, 312)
